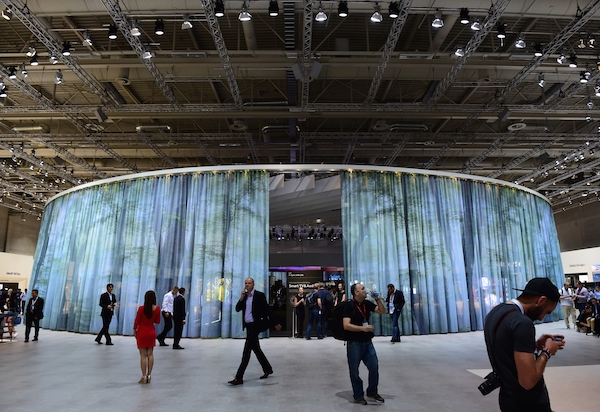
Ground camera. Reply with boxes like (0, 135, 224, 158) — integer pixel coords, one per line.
(478, 372, 502, 396)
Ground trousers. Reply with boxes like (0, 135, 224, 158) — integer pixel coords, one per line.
(235, 323, 272, 380)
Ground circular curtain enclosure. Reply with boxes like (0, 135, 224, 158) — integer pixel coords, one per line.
(30, 165, 562, 338)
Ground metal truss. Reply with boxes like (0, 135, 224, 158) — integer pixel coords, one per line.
(516, 140, 600, 185)
(200, 0, 243, 109)
(0, 178, 44, 202)
(554, 194, 600, 213)
(100, 0, 178, 105)
(300, 0, 313, 108)
(245, 134, 260, 164)
(536, 157, 600, 190)
(552, 186, 600, 208)
(0, 0, 120, 106)
(427, 0, 512, 106)
(141, 136, 178, 168)
(461, 134, 518, 173)
(384, 137, 411, 166)
(0, 161, 53, 193)
(486, 139, 562, 179)
(0, 64, 138, 172)
(192, 137, 218, 166)
(545, 70, 600, 111)
(364, 0, 412, 105)
(0, 133, 252, 142)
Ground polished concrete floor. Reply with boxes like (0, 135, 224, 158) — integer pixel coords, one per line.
(1, 321, 597, 412)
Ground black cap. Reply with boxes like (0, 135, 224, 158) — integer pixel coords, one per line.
(514, 277, 560, 302)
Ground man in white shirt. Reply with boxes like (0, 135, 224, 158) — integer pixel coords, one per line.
(156, 286, 178, 346)
(559, 282, 576, 329)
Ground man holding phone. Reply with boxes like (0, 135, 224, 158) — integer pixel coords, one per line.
(484, 277, 565, 412)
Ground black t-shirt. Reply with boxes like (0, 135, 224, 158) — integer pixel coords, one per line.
(483, 303, 549, 405)
(295, 294, 305, 315)
(343, 299, 376, 342)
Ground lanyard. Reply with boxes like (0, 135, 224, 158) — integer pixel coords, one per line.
(354, 300, 367, 321)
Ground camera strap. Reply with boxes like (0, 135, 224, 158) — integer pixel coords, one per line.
(489, 306, 520, 376)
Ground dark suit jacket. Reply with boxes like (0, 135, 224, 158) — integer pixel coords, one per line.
(99, 292, 116, 318)
(235, 290, 278, 331)
(173, 294, 186, 322)
(26, 297, 44, 319)
(386, 289, 405, 312)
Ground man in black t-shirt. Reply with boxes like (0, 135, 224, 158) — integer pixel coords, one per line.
(343, 283, 386, 405)
(483, 277, 565, 412)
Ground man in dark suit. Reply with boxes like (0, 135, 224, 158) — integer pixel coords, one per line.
(172, 287, 186, 349)
(95, 283, 117, 345)
(386, 283, 405, 343)
(228, 277, 281, 385)
(24, 289, 44, 342)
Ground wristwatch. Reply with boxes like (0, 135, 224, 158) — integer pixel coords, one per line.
(538, 348, 551, 360)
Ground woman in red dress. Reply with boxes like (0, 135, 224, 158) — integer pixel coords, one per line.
(133, 290, 161, 384)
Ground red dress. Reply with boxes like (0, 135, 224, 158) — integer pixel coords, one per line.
(134, 306, 161, 348)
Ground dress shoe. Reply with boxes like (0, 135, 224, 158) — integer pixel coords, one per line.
(172, 345, 184, 350)
(228, 379, 243, 385)
(367, 394, 385, 403)
(158, 339, 168, 346)
(32, 337, 38, 341)
(354, 398, 367, 405)
(24, 338, 29, 342)
(260, 371, 273, 379)
(95, 337, 102, 344)
(105, 342, 114, 345)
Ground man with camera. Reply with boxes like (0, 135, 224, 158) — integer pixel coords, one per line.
(483, 277, 565, 412)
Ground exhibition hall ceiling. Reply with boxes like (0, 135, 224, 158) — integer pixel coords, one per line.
(1, 0, 600, 222)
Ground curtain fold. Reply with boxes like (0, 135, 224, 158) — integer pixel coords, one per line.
(341, 171, 562, 335)
(30, 170, 269, 338)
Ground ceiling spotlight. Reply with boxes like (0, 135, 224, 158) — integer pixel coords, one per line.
(182, 14, 193, 29)
(584, 68, 592, 77)
(578, 38, 586, 49)
(269, 1, 280, 17)
(470, 18, 481, 31)
(556, 52, 566, 64)
(338, 1, 348, 18)
(595, 83, 600, 97)
(497, 23, 506, 39)
(589, 34, 596, 48)
(515, 35, 526, 48)
(130, 20, 141, 36)
(538, 73, 545, 88)
(49, 55, 59, 64)
(20, 64, 27, 78)
(154, 19, 165, 35)
(142, 49, 153, 59)
(0, 86, 7, 98)
(26, 46, 36, 57)
(54, 69, 63, 85)
(108, 24, 118, 40)
(454, 45, 465, 57)
(8, 66, 16, 79)
(569, 54, 578, 68)
(580, 70, 589, 83)
(62, 41, 71, 56)
(534, 43, 543, 57)
(315, 2, 327, 22)
(431, 9, 443, 28)
(586, 114, 592, 122)
(587, 99, 594, 109)
(460, 8, 469, 24)
(238, 3, 252, 21)
(2, 7, 12, 21)
(83, 30, 93, 46)
(371, 3, 383, 23)
(215, 0, 225, 18)
(30, 55, 38, 66)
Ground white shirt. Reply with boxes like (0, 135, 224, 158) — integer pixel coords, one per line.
(161, 291, 175, 313)
(559, 287, 574, 307)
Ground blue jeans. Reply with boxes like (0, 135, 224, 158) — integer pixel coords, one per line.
(306, 309, 320, 339)
(390, 311, 401, 340)
(346, 340, 379, 399)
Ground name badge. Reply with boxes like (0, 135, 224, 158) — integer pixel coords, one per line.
(362, 322, 369, 327)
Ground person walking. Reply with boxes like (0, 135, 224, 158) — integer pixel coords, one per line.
(172, 288, 186, 350)
(386, 283, 405, 343)
(24, 289, 44, 342)
(95, 283, 117, 345)
(559, 282, 576, 329)
(156, 286, 178, 346)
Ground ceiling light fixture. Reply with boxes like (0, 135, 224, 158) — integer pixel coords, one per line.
(182, 14, 193, 29)
(54, 69, 63, 85)
(534, 43, 543, 57)
(471, 18, 481, 31)
(587, 99, 594, 109)
(20, 64, 27, 78)
(497, 23, 506, 39)
(26, 46, 36, 57)
(586, 114, 592, 122)
(432, 9, 443, 28)
(108, 24, 118, 40)
(538, 73, 545, 88)
(454, 45, 465, 57)
(371, 3, 383, 23)
(215, 0, 225, 18)
(595, 83, 600, 97)
(269, 1, 280, 17)
(569, 54, 578, 68)
(580, 70, 589, 83)
(0, 86, 7, 98)
(2, 7, 12, 21)
(578, 38, 586, 48)
(154, 19, 165, 35)
(315, 2, 327, 22)
(8, 66, 17, 79)
(62, 41, 71, 56)
(589, 34, 596, 48)
(130, 20, 141, 36)
(556, 52, 566, 64)
(338, 1, 348, 18)
(459, 8, 469, 24)
(49, 55, 58, 64)
(142, 49, 153, 59)
(30, 55, 38, 66)
(83, 30, 93, 46)
(239, 2, 252, 21)
(515, 35, 525, 48)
